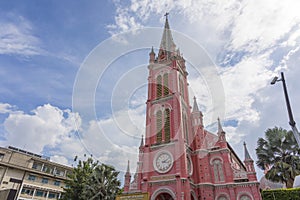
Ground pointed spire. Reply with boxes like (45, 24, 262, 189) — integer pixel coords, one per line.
(217, 118, 224, 133)
(244, 142, 252, 160)
(149, 46, 156, 63)
(159, 13, 176, 56)
(151, 46, 154, 54)
(192, 96, 199, 112)
(140, 135, 144, 147)
(126, 160, 130, 175)
(124, 160, 131, 192)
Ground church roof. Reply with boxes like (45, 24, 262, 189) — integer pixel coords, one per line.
(159, 13, 176, 54)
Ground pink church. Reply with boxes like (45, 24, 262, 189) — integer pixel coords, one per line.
(123, 15, 262, 200)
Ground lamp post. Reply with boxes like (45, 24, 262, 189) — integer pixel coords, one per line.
(271, 72, 300, 146)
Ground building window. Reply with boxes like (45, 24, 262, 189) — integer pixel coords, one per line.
(32, 163, 38, 169)
(48, 193, 58, 199)
(28, 175, 36, 181)
(0, 153, 4, 161)
(54, 180, 61, 186)
(42, 178, 48, 184)
(240, 195, 251, 200)
(218, 196, 228, 200)
(212, 159, 224, 182)
(21, 188, 34, 196)
(179, 78, 184, 97)
(32, 161, 42, 170)
(157, 75, 162, 98)
(42, 165, 53, 173)
(35, 190, 44, 197)
(156, 73, 169, 98)
(182, 113, 189, 144)
(164, 109, 171, 142)
(156, 108, 172, 144)
(163, 73, 169, 95)
(156, 110, 162, 143)
(54, 168, 65, 176)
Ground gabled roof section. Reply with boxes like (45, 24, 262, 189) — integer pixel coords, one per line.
(227, 143, 247, 171)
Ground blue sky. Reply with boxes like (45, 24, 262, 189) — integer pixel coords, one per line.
(0, 0, 115, 112)
(1, 0, 300, 181)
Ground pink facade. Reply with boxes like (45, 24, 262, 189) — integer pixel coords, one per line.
(124, 16, 262, 200)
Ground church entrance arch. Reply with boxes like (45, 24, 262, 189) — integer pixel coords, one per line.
(151, 188, 175, 200)
(155, 193, 173, 200)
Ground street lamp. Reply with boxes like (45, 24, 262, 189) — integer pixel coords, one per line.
(271, 72, 300, 146)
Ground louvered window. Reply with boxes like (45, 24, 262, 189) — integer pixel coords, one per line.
(156, 110, 162, 143)
(164, 109, 171, 142)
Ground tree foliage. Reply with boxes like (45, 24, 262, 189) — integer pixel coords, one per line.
(256, 127, 300, 188)
(62, 157, 121, 200)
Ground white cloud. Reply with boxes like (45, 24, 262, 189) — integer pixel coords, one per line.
(1, 104, 81, 153)
(220, 54, 274, 122)
(50, 155, 69, 166)
(107, 2, 143, 35)
(0, 14, 43, 56)
(229, 1, 300, 53)
(0, 102, 144, 173)
(0, 103, 15, 114)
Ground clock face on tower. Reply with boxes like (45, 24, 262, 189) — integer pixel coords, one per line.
(153, 151, 173, 173)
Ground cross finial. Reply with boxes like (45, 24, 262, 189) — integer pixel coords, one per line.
(164, 12, 169, 19)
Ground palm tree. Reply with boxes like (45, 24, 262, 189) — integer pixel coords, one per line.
(86, 163, 121, 200)
(256, 127, 300, 188)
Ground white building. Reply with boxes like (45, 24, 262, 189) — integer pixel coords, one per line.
(0, 146, 72, 200)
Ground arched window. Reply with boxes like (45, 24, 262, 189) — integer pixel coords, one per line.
(164, 109, 170, 142)
(240, 195, 251, 200)
(182, 112, 189, 144)
(156, 110, 162, 143)
(157, 75, 162, 98)
(218, 196, 228, 200)
(163, 73, 169, 95)
(179, 78, 184, 97)
(212, 159, 224, 182)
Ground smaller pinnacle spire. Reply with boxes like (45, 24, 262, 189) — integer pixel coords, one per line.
(244, 142, 252, 160)
(217, 118, 224, 133)
(192, 96, 199, 112)
(126, 160, 130, 174)
(151, 46, 154, 54)
(140, 135, 144, 147)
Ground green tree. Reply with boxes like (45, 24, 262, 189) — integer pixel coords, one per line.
(256, 127, 300, 188)
(62, 157, 121, 200)
(86, 164, 121, 199)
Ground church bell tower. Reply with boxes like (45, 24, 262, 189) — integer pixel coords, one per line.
(138, 13, 194, 199)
